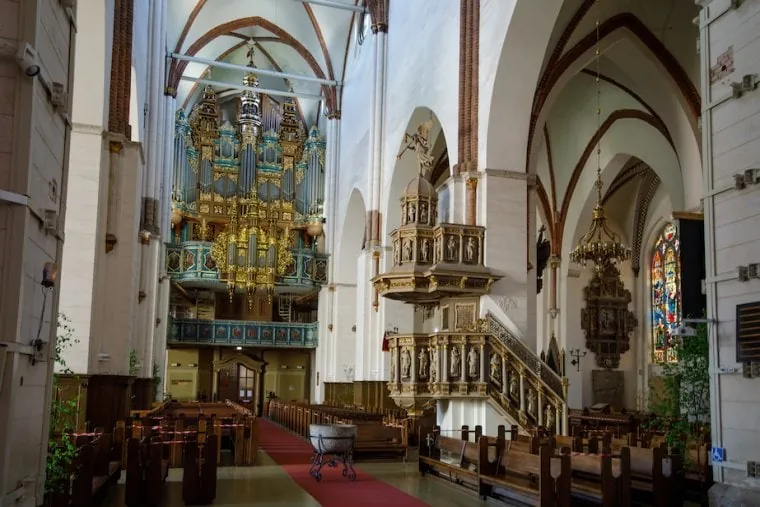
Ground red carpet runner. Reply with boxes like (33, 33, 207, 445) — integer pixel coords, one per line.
(258, 419, 429, 506)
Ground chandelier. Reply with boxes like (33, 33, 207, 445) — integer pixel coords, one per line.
(569, 2, 631, 272)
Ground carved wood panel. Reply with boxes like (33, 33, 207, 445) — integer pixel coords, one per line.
(581, 262, 637, 369)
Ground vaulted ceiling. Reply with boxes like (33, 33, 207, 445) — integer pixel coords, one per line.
(167, 0, 363, 126)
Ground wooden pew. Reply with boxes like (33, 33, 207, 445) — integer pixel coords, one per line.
(419, 426, 631, 507)
(69, 431, 122, 507)
(182, 434, 219, 506)
(124, 437, 169, 507)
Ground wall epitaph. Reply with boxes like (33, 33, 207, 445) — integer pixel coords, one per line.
(580, 262, 637, 369)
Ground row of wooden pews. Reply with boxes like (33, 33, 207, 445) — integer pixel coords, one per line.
(419, 425, 685, 507)
(268, 401, 408, 459)
(57, 428, 124, 507)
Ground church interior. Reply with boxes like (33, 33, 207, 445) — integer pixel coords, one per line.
(1, 0, 759, 506)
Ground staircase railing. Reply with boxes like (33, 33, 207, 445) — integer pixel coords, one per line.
(486, 312, 565, 400)
(385, 321, 568, 434)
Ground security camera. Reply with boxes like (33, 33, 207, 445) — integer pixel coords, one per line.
(16, 43, 41, 78)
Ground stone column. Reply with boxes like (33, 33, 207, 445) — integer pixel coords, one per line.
(442, 344, 449, 383)
(466, 176, 478, 226)
(460, 343, 467, 382)
(479, 344, 486, 383)
(501, 357, 509, 396)
(537, 388, 544, 425)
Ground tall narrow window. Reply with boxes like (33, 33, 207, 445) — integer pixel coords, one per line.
(651, 223, 681, 363)
(238, 364, 255, 400)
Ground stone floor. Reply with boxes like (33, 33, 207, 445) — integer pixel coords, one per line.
(104, 451, 489, 507)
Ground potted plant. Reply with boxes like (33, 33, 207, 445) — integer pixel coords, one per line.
(45, 314, 81, 506)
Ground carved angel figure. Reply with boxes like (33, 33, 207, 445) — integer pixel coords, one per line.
(397, 120, 434, 177)
(467, 346, 479, 378)
(401, 348, 411, 379)
(490, 354, 501, 381)
(450, 347, 461, 378)
(418, 347, 429, 379)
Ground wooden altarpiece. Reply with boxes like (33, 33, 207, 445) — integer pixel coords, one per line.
(580, 262, 638, 369)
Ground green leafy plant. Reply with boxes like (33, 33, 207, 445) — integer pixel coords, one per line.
(645, 322, 710, 462)
(46, 313, 81, 494)
(152, 363, 161, 399)
(128, 349, 140, 376)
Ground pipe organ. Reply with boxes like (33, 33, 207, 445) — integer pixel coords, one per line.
(169, 63, 327, 308)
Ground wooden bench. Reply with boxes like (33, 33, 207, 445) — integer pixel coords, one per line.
(124, 437, 169, 507)
(182, 433, 219, 506)
(69, 429, 123, 507)
(419, 425, 631, 507)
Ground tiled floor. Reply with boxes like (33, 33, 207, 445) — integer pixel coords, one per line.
(104, 451, 487, 507)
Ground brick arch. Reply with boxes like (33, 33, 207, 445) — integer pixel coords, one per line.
(554, 108, 672, 255)
(527, 12, 701, 172)
(168, 16, 337, 111)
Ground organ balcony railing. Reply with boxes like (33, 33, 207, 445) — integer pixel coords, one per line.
(168, 319, 318, 348)
(166, 241, 328, 288)
(386, 313, 568, 434)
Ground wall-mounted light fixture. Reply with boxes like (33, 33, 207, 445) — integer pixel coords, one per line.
(569, 348, 587, 372)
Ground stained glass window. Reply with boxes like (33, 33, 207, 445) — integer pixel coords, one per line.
(651, 223, 681, 363)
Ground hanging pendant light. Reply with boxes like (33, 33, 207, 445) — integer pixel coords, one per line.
(569, 1, 631, 272)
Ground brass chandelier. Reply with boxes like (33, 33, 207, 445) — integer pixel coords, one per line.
(569, 1, 631, 272)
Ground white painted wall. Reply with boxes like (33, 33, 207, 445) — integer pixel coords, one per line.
(0, 1, 76, 502)
(699, 0, 760, 487)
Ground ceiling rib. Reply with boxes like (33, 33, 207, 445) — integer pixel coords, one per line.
(180, 76, 324, 101)
(171, 52, 341, 87)
(291, 0, 366, 13)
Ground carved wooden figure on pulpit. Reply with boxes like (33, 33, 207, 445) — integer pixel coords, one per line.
(490, 354, 501, 382)
(418, 348, 429, 379)
(450, 347, 461, 378)
(401, 348, 411, 380)
(509, 374, 518, 399)
(430, 348, 439, 382)
(544, 404, 555, 432)
(467, 346, 479, 378)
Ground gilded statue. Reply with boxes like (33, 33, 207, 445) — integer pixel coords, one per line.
(401, 348, 411, 379)
(527, 390, 536, 414)
(467, 346, 479, 379)
(450, 347, 461, 378)
(490, 354, 501, 381)
(418, 348, 429, 379)
(397, 120, 435, 178)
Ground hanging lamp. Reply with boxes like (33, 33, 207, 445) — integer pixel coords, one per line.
(569, 0, 631, 272)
